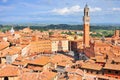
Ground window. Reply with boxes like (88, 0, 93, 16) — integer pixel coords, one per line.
(115, 71, 118, 74)
(111, 60, 115, 64)
(102, 72, 104, 75)
(4, 77, 9, 80)
(96, 71, 99, 74)
(91, 71, 93, 73)
(108, 70, 111, 73)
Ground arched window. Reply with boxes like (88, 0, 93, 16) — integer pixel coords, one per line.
(87, 12, 89, 16)
(4, 77, 9, 80)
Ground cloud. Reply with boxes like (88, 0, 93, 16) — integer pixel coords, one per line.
(52, 5, 83, 15)
(90, 7, 102, 12)
(112, 8, 120, 11)
(2, 0, 8, 3)
(52, 5, 102, 15)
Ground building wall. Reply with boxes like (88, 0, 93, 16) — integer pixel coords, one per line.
(83, 24, 90, 47)
(29, 40, 52, 54)
(51, 40, 59, 52)
(43, 63, 52, 70)
(61, 40, 68, 52)
(0, 76, 18, 80)
(51, 39, 69, 52)
(94, 45, 111, 54)
(112, 47, 120, 55)
(70, 41, 83, 52)
(104, 70, 120, 79)
(85, 41, 111, 57)
(53, 75, 58, 80)
(21, 45, 30, 57)
(83, 5, 90, 48)
(1, 58, 6, 64)
(6, 54, 18, 64)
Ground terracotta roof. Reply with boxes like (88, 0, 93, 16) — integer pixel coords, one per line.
(51, 54, 73, 67)
(22, 68, 32, 72)
(96, 59, 106, 63)
(68, 73, 82, 80)
(85, 73, 118, 80)
(21, 70, 57, 80)
(112, 57, 120, 63)
(66, 68, 83, 76)
(0, 42, 9, 51)
(76, 60, 84, 65)
(17, 44, 27, 49)
(94, 56, 106, 63)
(0, 64, 19, 77)
(22, 27, 32, 33)
(40, 70, 57, 80)
(28, 56, 50, 66)
(81, 62, 102, 70)
(57, 60, 72, 67)
(1, 46, 22, 57)
(50, 38, 68, 41)
(12, 61, 28, 66)
(94, 41, 110, 47)
(0, 32, 6, 37)
(15, 55, 23, 61)
(103, 63, 120, 71)
(21, 72, 41, 80)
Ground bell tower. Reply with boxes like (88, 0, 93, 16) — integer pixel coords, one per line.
(83, 4, 90, 47)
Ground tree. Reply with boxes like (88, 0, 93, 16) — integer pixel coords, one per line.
(49, 32, 54, 35)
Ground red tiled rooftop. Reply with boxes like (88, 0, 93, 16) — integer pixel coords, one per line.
(0, 64, 19, 77)
(21, 70, 57, 80)
(50, 54, 73, 67)
(1, 46, 22, 57)
(103, 63, 120, 71)
(28, 56, 50, 66)
(81, 62, 102, 71)
(0, 42, 9, 51)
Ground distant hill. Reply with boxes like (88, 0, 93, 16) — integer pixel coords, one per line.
(1, 24, 120, 31)
(20, 24, 120, 31)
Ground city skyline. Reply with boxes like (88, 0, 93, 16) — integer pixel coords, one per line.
(0, 3, 120, 80)
(0, 0, 120, 24)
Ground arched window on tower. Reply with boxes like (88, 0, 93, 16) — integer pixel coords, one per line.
(4, 77, 9, 80)
(87, 12, 88, 16)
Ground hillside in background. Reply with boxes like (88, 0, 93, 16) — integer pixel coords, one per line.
(0, 24, 120, 32)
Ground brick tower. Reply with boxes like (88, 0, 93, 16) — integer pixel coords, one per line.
(83, 4, 90, 47)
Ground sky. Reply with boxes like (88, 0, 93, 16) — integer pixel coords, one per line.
(0, 0, 120, 24)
